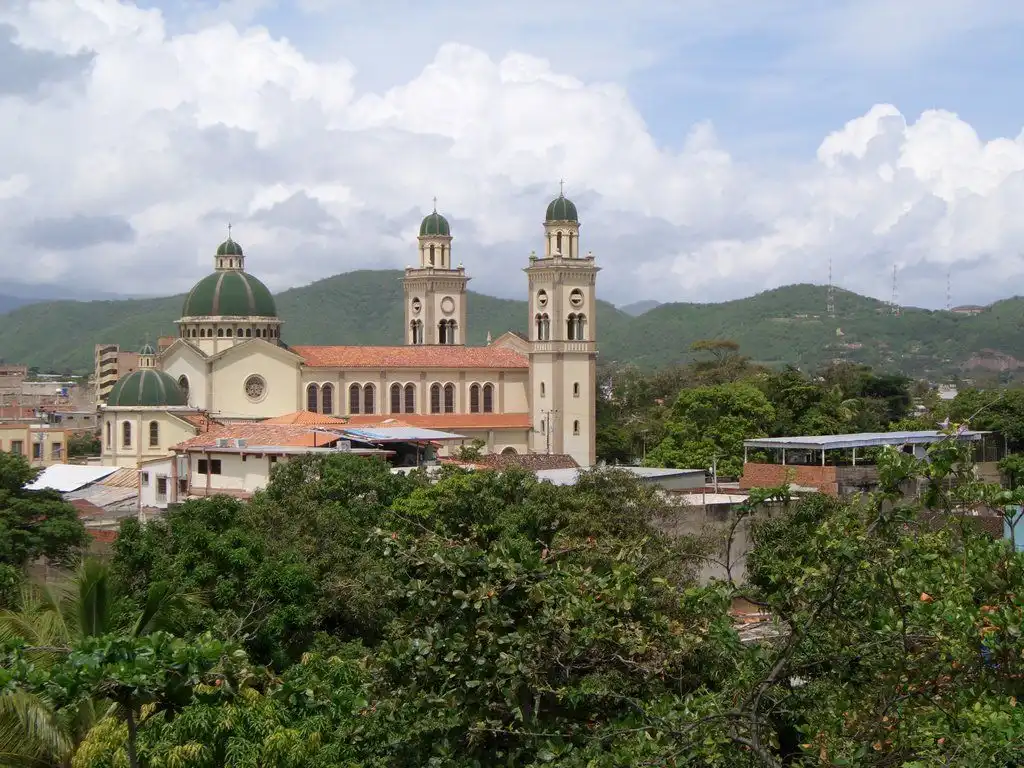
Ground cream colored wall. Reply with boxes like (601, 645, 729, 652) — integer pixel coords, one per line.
(0, 425, 69, 466)
(160, 348, 209, 410)
(100, 410, 197, 468)
(176, 317, 282, 357)
(187, 452, 274, 493)
(210, 346, 300, 418)
(299, 367, 529, 417)
(439, 427, 530, 457)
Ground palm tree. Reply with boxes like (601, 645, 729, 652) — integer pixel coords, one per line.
(0, 559, 187, 766)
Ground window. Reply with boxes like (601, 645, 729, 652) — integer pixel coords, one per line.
(32, 443, 42, 459)
(237, 328, 243, 337)
(245, 328, 252, 337)
(430, 383, 441, 414)
(178, 375, 189, 402)
(573, 420, 580, 436)
(197, 459, 222, 474)
(349, 383, 361, 414)
(217, 328, 224, 338)
(10, 440, 22, 455)
(573, 382, 580, 397)
(404, 383, 416, 413)
(482, 383, 494, 413)
(321, 384, 334, 415)
(567, 313, 586, 340)
(122, 421, 132, 448)
(105, 422, 111, 448)
(534, 313, 550, 341)
(226, 328, 233, 338)
(199, 328, 206, 338)
(443, 383, 455, 413)
(149, 420, 159, 447)
(141, 471, 149, 486)
(178, 478, 188, 494)
(469, 384, 480, 413)
(540, 382, 546, 398)
(391, 383, 402, 414)
(429, 243, 435, 265)
(556, 231, 562, 252)
(156, 477, 167, 497)
(541, 419, 546, 435)
(363, 384, 375, 414)
(410, 320, 423, 345)
(51, 443, 62, 459)
(307, 383, 319, 413)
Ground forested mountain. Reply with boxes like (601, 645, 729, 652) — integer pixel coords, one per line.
(0, 270, 1020, 379)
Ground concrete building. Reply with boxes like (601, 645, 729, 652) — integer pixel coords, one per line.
(100, 191, 600, 468)
(0, 422, 71, 466)
(94, 344, 140, 403)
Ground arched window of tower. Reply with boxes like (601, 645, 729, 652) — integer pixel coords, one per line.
(307, 383, 319, 413)
(390, 383, 402, 414)
(404, 383, 416, 413)
(349, 383, 361, 414)
(363, 384, 376, 414)
(430, 383, 441, 414)
(429, 244, 435, 266)
(469, 384, 480, 414)
(322, 384, 334, 414)
(556, 231, 562, 254)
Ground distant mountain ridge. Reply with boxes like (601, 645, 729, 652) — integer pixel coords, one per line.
(619, 299, 662, 317)
(0, 270, 1018, 380)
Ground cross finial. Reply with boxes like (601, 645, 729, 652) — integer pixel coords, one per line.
(432, 196, 437, 213)
(227, 222, 232, 240)
(558, 178, 565, 197)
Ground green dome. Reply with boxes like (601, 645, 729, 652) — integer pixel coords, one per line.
(216, 237, 244, 256)
(182, 271, 277, 318)
(107, 369, 187, 407)
(138, 343, 155, 356)
(419, 211, 450, 237)
(545, 195, 578, 223)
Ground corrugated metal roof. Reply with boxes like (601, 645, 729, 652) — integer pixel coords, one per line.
(743, 429, 988, 451)
(66, 485, 138, 510)
(25, 464, 117, 493)
(98, 467, 139, 488)
(338, 426, 465, 442)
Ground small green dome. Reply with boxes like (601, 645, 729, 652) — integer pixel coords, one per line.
(107, 369, 187, 407)
(216, 237, 244, 256)
(182, 271, 277, 318)
(138, 343, 155, 356)
(419, 211, 450, 237)
(545, 195, 578, 223)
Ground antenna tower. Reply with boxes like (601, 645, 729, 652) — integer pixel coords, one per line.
(826, 255, 835, 318)
(945, 270, 952, 311)
(890, 264, 901, 316)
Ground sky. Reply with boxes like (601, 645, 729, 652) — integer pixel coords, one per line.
(2, 0, 1024, 309)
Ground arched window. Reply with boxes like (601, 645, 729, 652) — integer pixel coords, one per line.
(448, 320, 457, 344)
(535, 314, 543, 340)
(149, 420, 159, 447)
(430, 383, 441, 414)
(540, 314, 550, 341)
(245, 328, 252, 337)
(390, 383, 402, 414)
(176, 375, 189, 403)
(404, 383, 416, 413)
(122, 421, 132, 448)
(443, 383, 455, 413)
(105, 421, 111, 449)
(540, 419, 546, 435)
(573, 420, 580, 436)
(321, 383, 334, 415)
(576, 313, 587, 340)
(573, 382, 580, 397)
(410, 320, 423, 345)
(429, 244, 435, 265)
(363, 383, 375, 414)
(307, 383, 319, 413)
(482, 383, 494, 413)
(567, 313, 577, 340)
(349, 383, 361, 414)
(469, 384, 480, 413)
(226, 328, 233, 338)
(217, 328, 224, 338)
(556, 231, 562, 253)
(438, 320, 447, 344)
(199, 328, 206, 338)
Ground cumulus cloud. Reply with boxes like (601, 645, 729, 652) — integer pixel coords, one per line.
(0, 0, 1022, 310)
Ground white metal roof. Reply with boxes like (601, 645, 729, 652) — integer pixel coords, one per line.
(25, 464, 118, 493)
(336, 426, 465, 442)
(743, 429, 988, 452)
(675, 493, 750, 505)
(535, 466, 705, 487)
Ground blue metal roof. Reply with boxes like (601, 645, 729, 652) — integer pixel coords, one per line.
(744, 429, 988, 452)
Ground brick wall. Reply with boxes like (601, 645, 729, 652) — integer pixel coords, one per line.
(740, 463, 839, 495)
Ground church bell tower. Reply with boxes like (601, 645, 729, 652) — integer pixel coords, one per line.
(526, 185, 599, 467)
(402, 201, 469, 345)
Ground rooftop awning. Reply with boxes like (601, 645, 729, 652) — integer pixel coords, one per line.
(743, 429, 988, 452)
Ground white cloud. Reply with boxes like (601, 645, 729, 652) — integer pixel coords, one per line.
(0, 0, 1023, 311)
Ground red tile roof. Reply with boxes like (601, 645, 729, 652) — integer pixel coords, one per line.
(172, 423, 340, 450)
(341, 413, 531, 430)
(174, 412, 222, 430)
(292, 345, 528, 370)
(264, 411, 349, 426)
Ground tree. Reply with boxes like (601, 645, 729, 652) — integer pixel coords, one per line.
(646, 382, 775, 477)
(0, 452, 87, 570)
(690, 338, 751, 383)
(67, 432, 101, 459)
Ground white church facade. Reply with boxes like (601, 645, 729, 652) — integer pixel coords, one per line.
(100, 193, 599, 468)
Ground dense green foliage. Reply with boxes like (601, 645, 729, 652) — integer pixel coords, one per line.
(2, 438, 1023, 766)
(0, 271, 1018, 378)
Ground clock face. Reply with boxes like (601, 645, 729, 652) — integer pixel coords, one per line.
(569, 289, 584, 308)
(411, 297, 422, 315)
(537, 289, 548, 308)
(441, 296, 456, 315)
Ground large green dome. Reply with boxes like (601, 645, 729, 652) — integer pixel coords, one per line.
(107, 369, 187, 407)
(182, 271, 277, 318)
(545, 195, 578, 223)
(419, 211, 450, 237)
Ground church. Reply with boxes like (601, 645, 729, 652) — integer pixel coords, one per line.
(99, 191, 600, 469)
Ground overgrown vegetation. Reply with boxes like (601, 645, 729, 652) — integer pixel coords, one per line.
(1, 438, 1023, 766)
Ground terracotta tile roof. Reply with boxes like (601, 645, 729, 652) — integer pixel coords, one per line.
(263, 411, 349, 426)
(475, 453, 579, 471)
(340, 413, 531, 430)
(292, 345, 528, 370)
(173, 412, 222, 430)
(172, 423, 342, 450)
(98, 467, 140, 488)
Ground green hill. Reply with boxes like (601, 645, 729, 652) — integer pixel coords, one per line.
(0, 271, 1019, 379)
